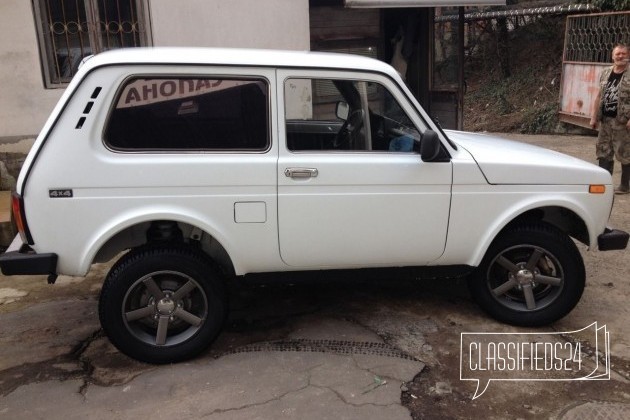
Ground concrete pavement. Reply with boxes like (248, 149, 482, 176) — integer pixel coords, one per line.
(1, 352, 421, 420)
(0, 298, 423, 420)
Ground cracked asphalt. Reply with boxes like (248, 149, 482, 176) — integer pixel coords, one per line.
(1, 271, 427, 419)
(1, 134, 630, 419)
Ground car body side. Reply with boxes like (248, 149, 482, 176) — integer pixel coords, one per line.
(15, 50, 615, 278)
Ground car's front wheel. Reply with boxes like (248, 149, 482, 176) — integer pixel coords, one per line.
(469, 223, 585, 326)
(99, 245, 227, 364)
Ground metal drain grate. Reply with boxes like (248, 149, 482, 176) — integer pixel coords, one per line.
(221, 339, 417, 361)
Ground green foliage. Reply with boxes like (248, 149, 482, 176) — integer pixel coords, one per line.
(464, 14, 565, 133)
(468, 64, 555, 120)
(520, 103, 559, 134)
(577, 0, 630, 11)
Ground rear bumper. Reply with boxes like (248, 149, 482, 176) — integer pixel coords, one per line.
(0, 235, 58, 276)
(598, 228, 630, 251)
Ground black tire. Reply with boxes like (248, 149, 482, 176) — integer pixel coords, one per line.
(468, 223, 585, 327)
(99, 245, 227, 364)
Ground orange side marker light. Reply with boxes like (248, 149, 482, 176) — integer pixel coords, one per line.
(589, 185, 606, 194)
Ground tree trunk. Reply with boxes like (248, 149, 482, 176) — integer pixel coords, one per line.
(496, 18, 511, 78)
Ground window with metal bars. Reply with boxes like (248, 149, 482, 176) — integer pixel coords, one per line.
(33, 0, 152, 88)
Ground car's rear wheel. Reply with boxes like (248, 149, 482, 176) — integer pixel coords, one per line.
(469, 223, 585, 326)
(99, 245, 226, 364)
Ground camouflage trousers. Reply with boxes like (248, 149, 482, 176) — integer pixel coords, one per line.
(596, 116, 630, 165)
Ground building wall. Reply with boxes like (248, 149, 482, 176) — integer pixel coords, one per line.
(150, 0, 310, 50)
(0, 0, 310, 139)
(0, 1, 62, 139)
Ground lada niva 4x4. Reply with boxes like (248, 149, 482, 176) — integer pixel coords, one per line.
(1, 48, 628, 363)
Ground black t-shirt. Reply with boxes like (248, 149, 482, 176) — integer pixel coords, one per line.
(602, 71, 623, 117)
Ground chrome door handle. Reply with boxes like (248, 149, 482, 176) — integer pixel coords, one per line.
(284, 167, 319, 178)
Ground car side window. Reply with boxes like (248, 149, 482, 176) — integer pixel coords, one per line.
(284, 77, 419, 152)
(105, 77, 269, 151)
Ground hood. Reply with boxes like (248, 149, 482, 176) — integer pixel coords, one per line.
(446, 131, 611, 185)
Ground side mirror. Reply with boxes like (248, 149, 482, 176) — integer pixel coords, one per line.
(336, 101, 350, 121)
(420, 129, 442, 162)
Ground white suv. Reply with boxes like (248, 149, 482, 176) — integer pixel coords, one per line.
(1, 48, 627, 363)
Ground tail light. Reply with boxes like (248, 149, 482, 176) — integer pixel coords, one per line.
(11, 193, 34, 245)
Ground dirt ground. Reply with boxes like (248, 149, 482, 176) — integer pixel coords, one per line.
(0, 133, 629, 419)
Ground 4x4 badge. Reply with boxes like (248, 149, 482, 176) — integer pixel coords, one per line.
(49, 189, 73, 198)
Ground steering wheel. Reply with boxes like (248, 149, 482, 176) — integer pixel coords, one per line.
(333, 109, 364, 149)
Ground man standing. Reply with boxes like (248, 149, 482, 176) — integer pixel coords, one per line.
(590, 43, 630, 194)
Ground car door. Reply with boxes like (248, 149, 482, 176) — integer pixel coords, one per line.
(277, 69, 452, 268)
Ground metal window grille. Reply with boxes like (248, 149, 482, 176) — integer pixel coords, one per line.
(34, 0, 152, 87)
(564, 12, 630, 63)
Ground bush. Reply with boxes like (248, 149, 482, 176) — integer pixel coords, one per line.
(520, 103, 559, 134)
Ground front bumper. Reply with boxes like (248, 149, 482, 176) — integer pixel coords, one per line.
(598, 228, 630, 251)
(0, 235, 58, 276)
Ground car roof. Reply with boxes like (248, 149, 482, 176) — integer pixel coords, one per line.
(79, 47, 399, 78)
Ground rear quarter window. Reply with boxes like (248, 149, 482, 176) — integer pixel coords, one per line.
(104, 76, 269, 151)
